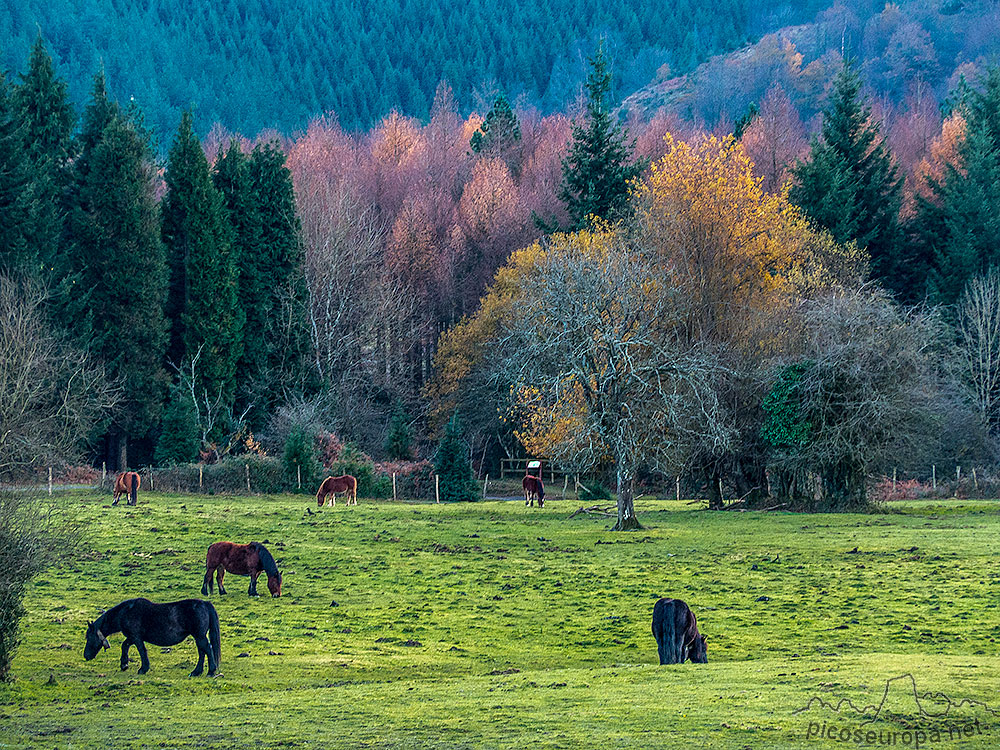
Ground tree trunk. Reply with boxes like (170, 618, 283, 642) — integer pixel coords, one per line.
(706, 468, 724, 510)
(612, 467, 643, 531)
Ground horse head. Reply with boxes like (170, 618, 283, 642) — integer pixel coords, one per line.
(266, 572, 282, 597)
(83, 621, 110, 661)
(688, 634, 708, 664)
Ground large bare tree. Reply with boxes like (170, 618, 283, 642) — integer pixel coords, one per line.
(958, 269, 1000, 432)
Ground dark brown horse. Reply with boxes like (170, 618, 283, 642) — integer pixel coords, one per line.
(316, 474, 357, 506)
(523, 475, 544, 507)
(652, 597, 707, 664)
(202, 542, 282, 597)
(112, 471, 140, 506)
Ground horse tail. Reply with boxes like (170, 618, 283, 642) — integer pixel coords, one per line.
(130, 472, 138, 505)
(208, 603, 221, 669)
(537, 477, 545, 500)
(251, 542, 279, 578)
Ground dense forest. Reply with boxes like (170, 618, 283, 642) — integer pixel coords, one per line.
(0, 0, 828, 137)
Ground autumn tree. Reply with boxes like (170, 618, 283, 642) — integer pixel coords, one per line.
(555, 43, 645, 230)
(790, 63, 903, 291)
(740, 83, 807, 194)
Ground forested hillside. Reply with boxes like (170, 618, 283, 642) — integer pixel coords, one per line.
(0, 0, 825, 138)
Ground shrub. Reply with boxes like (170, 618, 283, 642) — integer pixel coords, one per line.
(327, 442, 378, 496)
(283, 426, 321, 492)
(434, 414, 477, 502)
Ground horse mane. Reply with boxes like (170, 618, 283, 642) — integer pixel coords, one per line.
(251, 542, 280, 578)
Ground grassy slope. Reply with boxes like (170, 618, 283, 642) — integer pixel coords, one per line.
(1, 492, 998, 748)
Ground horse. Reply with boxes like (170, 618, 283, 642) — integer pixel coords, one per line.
(202, 541, 282, 597)
(523, 474, 545, 507)
(83, 597, 220, 677)
(316, 474, 357, 506)
(112, 471, 141, 506)
(651, 597, 707, 665)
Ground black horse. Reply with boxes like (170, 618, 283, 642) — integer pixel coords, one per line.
(651, 597, 707, 665)
(84, 598, 220, 676)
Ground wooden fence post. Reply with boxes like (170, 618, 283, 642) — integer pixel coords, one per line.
(435, 474, 440, 503)
(675, 476, 680, 503)
(392, 473, 397, 502)
(245, 464, 251, 493)
(973, 467, 979, 490)
(932, 464, 936, 490)
(297, 463, 301, 490)
(483, 474, 489, 500)
(148, 467, 154, 491)
(956, 465, 961, 483)
(562, 475, 568, 500)
(48, 467, 52, 496)
(892, 467, 897, 494)
(102, 462, 106, 482)
(199, 465, 203, 489)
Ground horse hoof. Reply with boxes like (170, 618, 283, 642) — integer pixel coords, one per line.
(137, 668, 149, 675)
(189, 670, 203, 677)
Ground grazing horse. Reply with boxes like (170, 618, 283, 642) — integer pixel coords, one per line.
(523, 475, 545, 507)
(316, 474, 358, 507)
(112, 471, 140, 506)
(651, 597, 707, 665)
(202, 541, 282, 597)
(83, 598, 220, 676)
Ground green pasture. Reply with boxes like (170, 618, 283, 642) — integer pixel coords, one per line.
(1, 492, 999, 748)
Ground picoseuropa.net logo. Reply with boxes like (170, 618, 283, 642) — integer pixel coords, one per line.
(794, 673, 996, 748)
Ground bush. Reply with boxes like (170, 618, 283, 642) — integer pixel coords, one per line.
(579, 481, 613, 501)
(434, 414, 477, 502)
(326, 442, 378, 496)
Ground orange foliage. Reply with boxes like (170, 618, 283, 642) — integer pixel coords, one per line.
(907, 113, 966, 217)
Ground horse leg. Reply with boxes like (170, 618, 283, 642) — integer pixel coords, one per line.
(249, 572, 259, 597)
(134, 640, 150, 674)
(190, 636, 209, 676)
(112, 490, 119, 506)
(120, 640, 131, 671)
(217, 569, 227, 595)
(201, 567, 214, 596)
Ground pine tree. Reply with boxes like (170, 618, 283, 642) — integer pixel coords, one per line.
(0, 72, 32, 276)
(470, 93, 521, 156)
(790, 63, 903, 290)
(155, 385, 200, 466)
(916, 68, 1000, 307)
(433, 413, 477, 502)
(162, 111, 243, 415)
(12, 35, 76, 279)
(215, 141, 309, 423)
(385, 401, 412, 460)
(283, 425, 320, 492)
(70, 110, 170, 455)
(556, 43, 645, 230)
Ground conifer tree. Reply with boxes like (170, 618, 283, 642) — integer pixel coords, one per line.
(556, 43, 645, 230)
(470, 93, 520, 156)
(162, 111, 243, 415)
(0, 72, 32, 276)
(13, 35, 76, 279)
(385, 401, 412, 460)
(70, 110, 170, 460)
(790, 63, 903, 289)
(433, 413, 477, 502)
(155, 385, 200, 466)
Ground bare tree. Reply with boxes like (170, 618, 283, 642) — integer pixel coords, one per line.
(0, 276, 118, 481)
(492, 232, 730, 529)
(958, 269, 1000, 432)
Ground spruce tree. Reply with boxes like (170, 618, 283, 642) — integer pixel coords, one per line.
(0, 72, 32, 276)
(916, 68, 1000, 307)
(433, 414, 477, 502)
(13, 35, 75, 279)
(385, 401, 412, 460)
(470, 93, 521, 156)
(70, 111, 170, 455)
(155, 385, 200, 466)
(556, 43, 645, 230)
(162, 111, 243, 415)
(790, 63, 903, 289)
(283, 425, 320, 491)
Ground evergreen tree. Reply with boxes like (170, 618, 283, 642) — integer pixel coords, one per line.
(215, 141, 309, 423)
(385, 401, 412, 460)
(556, 43, 645, 230)
(283, 424, 320, 491)
(0, 72, 32, 276)
(69, 111, 170, 458)
(12, 35, 76, 279)
(470, 93, 521, 156)
(916, 68, 1000, 307)
(155, 385, 200, 465)
(162, 111, 243, 415)
(433, 413, 477, 502)
(790, 63, 903, 290)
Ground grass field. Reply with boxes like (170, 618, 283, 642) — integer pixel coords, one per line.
(1, 491, 998, 749)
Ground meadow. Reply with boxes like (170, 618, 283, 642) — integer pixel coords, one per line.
(1, 490, 998, 749)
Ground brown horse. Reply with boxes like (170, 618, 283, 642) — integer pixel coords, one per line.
(201, 542, 282, 597)
(316, 474, 358, 506)
(112, 471, 141, 506)
(523, 475, 544, 507)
